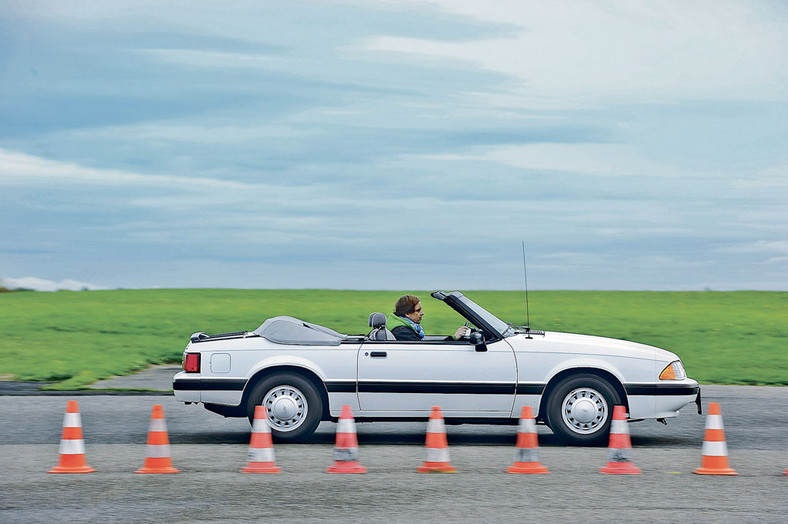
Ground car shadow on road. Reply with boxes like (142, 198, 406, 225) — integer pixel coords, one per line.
(172, 428, 700, 448)
(172, 431, 251, 445)
(629, 434, 701, 449)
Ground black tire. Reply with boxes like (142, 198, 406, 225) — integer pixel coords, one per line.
(246, 372, 323, 442)
(545, 373, 622, 446)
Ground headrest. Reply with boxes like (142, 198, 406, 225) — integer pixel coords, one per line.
(368, 312, 387, 328)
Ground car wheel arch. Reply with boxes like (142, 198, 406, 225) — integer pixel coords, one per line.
(242, 365, 330, 421)
(537, 367, 628, 422)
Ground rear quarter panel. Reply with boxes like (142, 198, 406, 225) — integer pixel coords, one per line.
(181, 337, 360, 409)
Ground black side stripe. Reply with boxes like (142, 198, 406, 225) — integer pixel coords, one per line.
(516, 384, 545, 395)
(325, 381, 356, 393)
(175, 378, 698, 398)
(172, 378, 246, 391)
(625, 384, 699, 396)
(358, 382, 515, 395)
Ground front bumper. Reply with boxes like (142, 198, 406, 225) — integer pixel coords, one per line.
(633, 379, 700, 419)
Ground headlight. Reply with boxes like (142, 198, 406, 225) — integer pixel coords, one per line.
(659, 360, 686, 380)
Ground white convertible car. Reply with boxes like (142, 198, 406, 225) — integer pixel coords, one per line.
(173, 291, 701, 445)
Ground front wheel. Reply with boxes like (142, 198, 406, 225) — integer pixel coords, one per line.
(246, 373, 323, 442)
(545, 374, 622, 446)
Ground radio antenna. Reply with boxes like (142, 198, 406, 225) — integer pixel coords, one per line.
(521, 241, 531, 335)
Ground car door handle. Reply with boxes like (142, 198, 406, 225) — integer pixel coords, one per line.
(370, 351, 387, 358)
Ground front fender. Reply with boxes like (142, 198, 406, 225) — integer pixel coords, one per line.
(541, 357, 627, 386)
(533, 359, 631, 420)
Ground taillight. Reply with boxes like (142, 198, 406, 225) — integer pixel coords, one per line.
(184, 353, 201, 373)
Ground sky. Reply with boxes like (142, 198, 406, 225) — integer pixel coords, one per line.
(1, 0, 787, 291)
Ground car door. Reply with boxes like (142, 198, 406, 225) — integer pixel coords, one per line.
(356, 338, 517, 417)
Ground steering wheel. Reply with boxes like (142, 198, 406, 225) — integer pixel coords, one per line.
(461, 323, 478, 339)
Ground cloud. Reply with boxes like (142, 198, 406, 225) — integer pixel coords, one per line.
(430, 143, 696, 178)
(0, 147, 265, 192)
(717, 240, 788, 256)
(1, 1, 786, 291)
(369, 0, 788, 108)
(1, 277, 106, 292)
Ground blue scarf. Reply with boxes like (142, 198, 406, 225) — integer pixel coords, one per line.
(399, 315, 425, 340)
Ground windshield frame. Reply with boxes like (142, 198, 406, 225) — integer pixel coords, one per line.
(432, 291, 515, 340)
(454, 295, 513, 336)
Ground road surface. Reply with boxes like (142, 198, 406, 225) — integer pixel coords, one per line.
(0, 385, 786, 523)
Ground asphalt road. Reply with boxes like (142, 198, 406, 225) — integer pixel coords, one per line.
(1, 385, 787, 523)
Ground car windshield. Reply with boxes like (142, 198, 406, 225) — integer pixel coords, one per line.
(455, 294, 514, 336)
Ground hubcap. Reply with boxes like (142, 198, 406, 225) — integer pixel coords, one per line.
(262, 385, 308, 432)
(561, 387, 608, 435)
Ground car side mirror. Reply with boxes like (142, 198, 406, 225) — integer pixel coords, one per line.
(469, 332, 487, 352)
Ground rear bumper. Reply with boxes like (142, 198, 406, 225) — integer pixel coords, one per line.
(172, 371, 200, 402)
(172, 372, 247, 405)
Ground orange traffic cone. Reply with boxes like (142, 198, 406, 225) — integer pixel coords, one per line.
(135, 404, 180, 474)
(48, 400, 95, 474)
(242, 405, 281, 473)
(600, 405, 641, 475)
(693, 402, 737, 475)
(326, 405, 367, 474)
(507, 406, 549, 474)
(417, 406, 457, 473)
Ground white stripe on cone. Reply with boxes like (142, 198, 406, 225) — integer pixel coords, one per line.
(426, 417, 446, 433)
(705, 415, 724, 430)
(63, 413, 82, 428)
(145, 444, 172, 458)
(515, 448, 540, 462)
(518, 417, 537, 433)
(424, 447, 450, 463)
(58, 439, 86, 455)
(701, 440, 729, 457)
(252, 418, 271, 433)
(610, 419, 629, 435)
(334, 447, 359, 461)
(337, 417, 357, 434)
(607, 447, 633, 463)
(148, 419, 168, 432)
(248, 447, 276, 463)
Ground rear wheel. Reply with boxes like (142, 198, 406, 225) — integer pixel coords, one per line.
(246, 373, 323, 442)
(546, 374, 621, 446)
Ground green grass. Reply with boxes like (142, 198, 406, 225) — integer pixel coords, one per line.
(0, 289, 785, 389)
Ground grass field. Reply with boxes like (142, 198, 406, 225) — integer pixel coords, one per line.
(0, 289, 786, 389)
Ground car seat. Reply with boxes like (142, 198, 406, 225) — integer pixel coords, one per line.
(368, 312, 395, 340)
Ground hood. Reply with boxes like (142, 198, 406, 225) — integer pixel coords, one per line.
(512, 330, 679, 362)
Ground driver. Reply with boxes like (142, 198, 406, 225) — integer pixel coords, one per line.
(387, 295, 470, 341)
